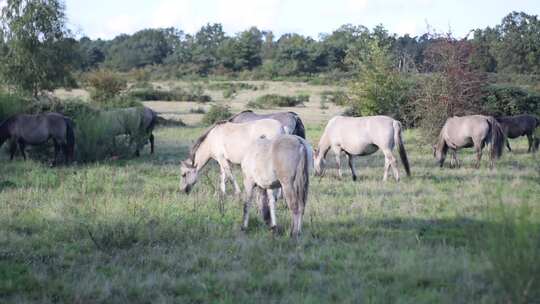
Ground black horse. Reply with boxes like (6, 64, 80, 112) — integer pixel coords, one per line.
(0, 112, 75, 163)
(496, 114, 540, 153)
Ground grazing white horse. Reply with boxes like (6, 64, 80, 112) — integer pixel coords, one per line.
(241, 134, 310, 237)
(314, 115, 411, 181)
(180, 119, 285, 194)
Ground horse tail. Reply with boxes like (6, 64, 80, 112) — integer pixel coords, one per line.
(291, 113, 306, 139)
(393, 120, 411, 177)
(487, 116, 504, 160)
(292, 139, 309, 220)
(64, 117, 75, 162)
(147, 109, 158, 132)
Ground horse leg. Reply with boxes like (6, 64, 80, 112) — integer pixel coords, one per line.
(225, 161, 241, 196)
(527, 133, 533, 153)
(53, 139, 60, 165)
(241, 181, 255, 231)
(149, 134, 155, 154)
(266, 189, 278, 231)
(450, 149, 459, 168)
(382, 149, 399, 181)
(333, 147, 342, 179)
(282, 184, 301, 238)
(475, 145, 483, 169)
(9, 141, 17, 160)
(219, 166, 228, 195)
(18, 140, 26, 161)
(346, 153, 357, 181)
(383, 156, 390, 182)
(506, 139, 512, 152)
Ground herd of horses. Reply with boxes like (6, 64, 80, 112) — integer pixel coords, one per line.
(1, 107, 539, 237)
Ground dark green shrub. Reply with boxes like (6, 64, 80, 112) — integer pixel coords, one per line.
(207, 82, 258, 91)
(247, 94, 309, 109)
(482, 85, 540, 116)
(202, 105, 232, 125)
(128, 86, 211, 102)
(86, 69, 127, 102)
(320, 90, 349, 106)
(189, 107, 206, 114)
(0, 92, 28, 122)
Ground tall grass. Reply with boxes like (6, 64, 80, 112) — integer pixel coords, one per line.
(483, 197, 540, 303)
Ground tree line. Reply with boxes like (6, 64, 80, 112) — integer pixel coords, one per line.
(74, 12, 540, 76)
(1, 1, 539, 95)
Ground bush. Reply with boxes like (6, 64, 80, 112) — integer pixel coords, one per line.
(0, 92, 28, 122)
(247, 94, 309, 109)
(207, 82, 258, 91)
(189, 107, 206, 114)
(482, 85, 540, 116)
(320, 90, 349, 106)
(74, 113, 126, 162)
(128, 86, 211, 103)
(86, 69, 127, 102)
(202, 105, 232, 125)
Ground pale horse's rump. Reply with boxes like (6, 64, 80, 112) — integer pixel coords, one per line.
(241, 134, 310, 238)
(180, 119, 286, 195)
(314, 115, 411, 181)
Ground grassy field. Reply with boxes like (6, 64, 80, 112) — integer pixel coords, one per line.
(1, 86, 540, 303)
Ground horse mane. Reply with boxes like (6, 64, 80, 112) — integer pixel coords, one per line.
(227, 110, 253, 122)
(189, 120, 228, 164)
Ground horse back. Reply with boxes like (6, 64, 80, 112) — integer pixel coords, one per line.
(326, 116, 395, 151)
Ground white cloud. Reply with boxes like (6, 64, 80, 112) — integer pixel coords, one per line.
(215, 0, 283, 33)
(102, 15, 139, 38)
(150, 0, 202, 33)
(346, 0, 369, 12)
(394, 19, 422, 36)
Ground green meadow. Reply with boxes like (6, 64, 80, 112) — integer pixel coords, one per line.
(1, 123, 539, 303)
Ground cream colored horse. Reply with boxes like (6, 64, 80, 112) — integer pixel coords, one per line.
(314, 115, 410, 181)
(180, 119, 285, 194)
(434, 115, 505, 168)
(241, 134, 310, 237)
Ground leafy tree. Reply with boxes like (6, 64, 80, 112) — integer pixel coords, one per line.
(493, 12, 540, 74)
(320, 24, 370, 71)
(349, 39, 412, 120)
(191, 23, 226, 75)
(105, 28, 177, 71)
(0, 0, 77, 96)
(470, 28, 498, 72)
(274, 34, 320, 75)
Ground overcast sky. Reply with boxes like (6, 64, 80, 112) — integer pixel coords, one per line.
(65, 0, 540, 39)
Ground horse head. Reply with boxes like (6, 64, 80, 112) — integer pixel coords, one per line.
(433, 143, 446, 167)
(180, 159, 198, 194)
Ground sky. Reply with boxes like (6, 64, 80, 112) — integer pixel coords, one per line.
(65, 0, 540, 40)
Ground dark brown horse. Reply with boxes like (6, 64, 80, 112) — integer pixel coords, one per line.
(0, 112, 75, 163)
(433, 115, 505, 168)
(496, 114, 540, 153)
